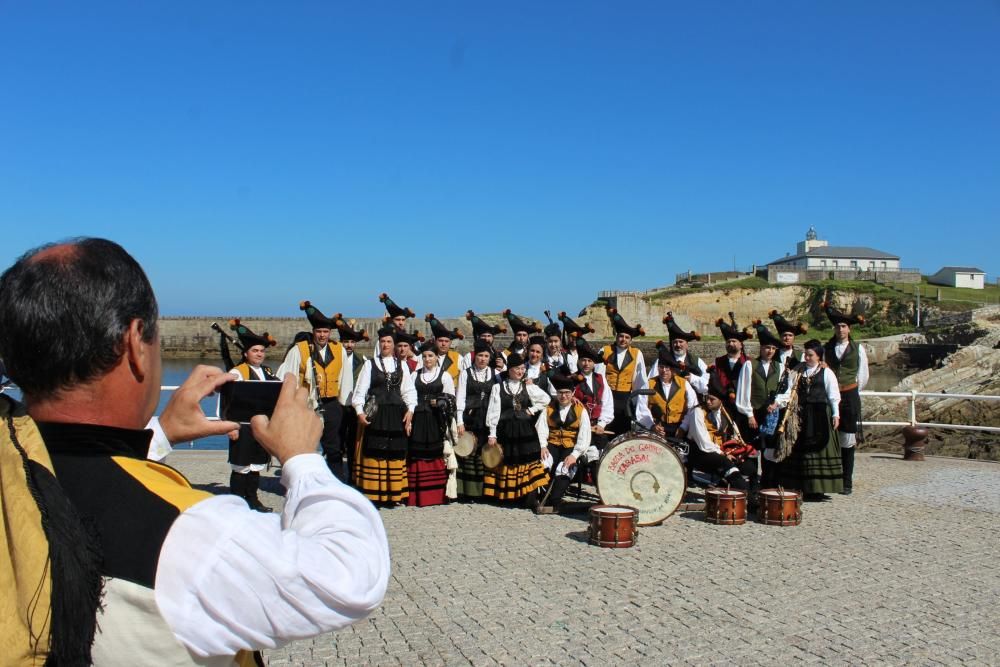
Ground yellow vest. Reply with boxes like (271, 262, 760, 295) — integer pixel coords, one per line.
(233, 362, 274, 381)
(648, 376, 688, 426)
(441, 350, 462, 386)
(702, 408, 735, 447)
(296, 339, 343, 399)
(546, 404, 585, 449)
(601, 345, 640, 392)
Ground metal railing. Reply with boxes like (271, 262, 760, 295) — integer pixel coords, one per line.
(861, 390, 1000, 434)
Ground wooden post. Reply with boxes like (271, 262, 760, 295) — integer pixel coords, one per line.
(901, 426, 928, 461)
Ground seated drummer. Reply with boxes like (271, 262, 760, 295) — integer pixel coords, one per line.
(536, 370, 594, 511)
(635, 348, 698, 438)
(677, 372, 757, 491)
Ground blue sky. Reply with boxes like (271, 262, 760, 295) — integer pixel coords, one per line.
(2, 1, 998, 318)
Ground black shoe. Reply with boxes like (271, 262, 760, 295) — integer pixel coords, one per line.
(840, 487, 853, 496)
(247, 498, 274, 513)
(803, 493, 831, 502)
(724, 472, 749, 491)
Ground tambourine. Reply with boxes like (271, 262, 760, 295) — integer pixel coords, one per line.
(454, 431, 477, 458)
(480, 440, 504, 470)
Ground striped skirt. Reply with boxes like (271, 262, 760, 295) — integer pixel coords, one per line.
(456, 454, 485, 498)
(356, 455, 409, 504)
(483, 461, 549, 502)
(406, 458, 447, 507)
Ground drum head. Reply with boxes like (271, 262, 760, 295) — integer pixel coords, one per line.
(596, 432, 686, 526)
(481, 442, 504, 470)
(454, 431, 477, 458)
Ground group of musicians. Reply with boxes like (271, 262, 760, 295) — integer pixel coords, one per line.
(218, 294, 869, 512)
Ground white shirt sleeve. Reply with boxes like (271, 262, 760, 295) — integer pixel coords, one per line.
(155, 453, 390, 657)
(525, 383, 552, 414)
(536, 409, 549, 448)
(684, 381, 698, 411)
(485, 384, 502, 438)
(399, 363, 417, 411)
(276, 345, 301, 382)
(145, 417, 173, 461)
(823, 368, 842, 419)
(441, 371, 456, 396)
(572, 408, 592, 457)
(632, 350, 646, 390)
(857, 344, 870, 391)
(598, 377, 614, 428)
(455, 369, 468, 426)
(735, 362, 754, 417)
(685, 407, 724, 455)
(634, 393, 653, 429)
(350, 360, 373, 414)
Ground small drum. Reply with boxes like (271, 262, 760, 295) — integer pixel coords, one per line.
(758, 488, 802, 526)
(704, 488, 747, 525)
(454, 431, 477, 458)
(480, 440, 504, 471)
(588, 505, 638, 548)
(596, 432, 687, 526)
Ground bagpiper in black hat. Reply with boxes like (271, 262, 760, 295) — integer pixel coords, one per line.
(300, 300, 338, 329)
(769, 309, 808, 336)
(663, 311, 700, 342)
(573, 335, 604, 363)
(752, 320, 782, 350)
(503, 309, 542, 335)
(715, 311, 753, 342)
(379, 293, 415, 322)
(822, 301, 865, 327)
(425, 313, 465, 341)
(550, 368, 583, 392)
(558, 309, 595, 339)
(466, 310, 506, 338)
(606, 307, 644, 338)
(654, 339, 702, 376)
(335, 317, 369, 343)
(229, 319, 277, 349)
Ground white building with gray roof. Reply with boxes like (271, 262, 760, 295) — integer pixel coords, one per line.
(765, 227, 917, 284)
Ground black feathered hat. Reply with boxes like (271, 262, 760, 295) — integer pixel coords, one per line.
(335, 317, 369, 343)
(542, 311, 561, 339)
(528, 335, 546, 350)
(503, 309, 542, 335)
(473, 339, 493, 355)
(573, 336, 603, 363)
(300, 301, 338, 329)
(655, 339, 703, 376)
(558, 310, 595, 339)
(229, 319, 276, 349)
(418, 339, 437, 355)
(715, 312, 753, 342)
(425, 313, 464, 340)
(376, 324, 399, 342)
(822, 301, 865, 327)
(663, 312, 701, 343)
(752, 320, 782, 349)
(379, 293, 415, 320)
(656, 346, 683, 371)
(505, 351, 526, 368)
(606, 307, 644, 338)
(466, 310, 506, 338)
(550, 369, 582, 392)
(394, 328, 424, 347)
(769, 309, 808, 336)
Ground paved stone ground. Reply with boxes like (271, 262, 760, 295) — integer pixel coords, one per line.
(169, 451, 1000, 666)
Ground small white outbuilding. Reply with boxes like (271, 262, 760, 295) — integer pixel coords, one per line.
(928, 267, 986, 289)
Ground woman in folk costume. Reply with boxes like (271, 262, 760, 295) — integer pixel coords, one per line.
(502, 309, 542, 360)
(600, 307, 646, 438)
(536, 369, 594, 511)
(484, 351, 551, 505)
(224, 319, 280, 512)
(635, 347, 698, 438)
(822, 301, 869, 496)
(456, 339, 498, 498)
(406, 340, 456, 507)
(379, 292, 416, 331)
(772, 339, 844, 499)
(525, 334, 555, 397)
(352, 324, 417, 505)
(462, 310, 507, 371)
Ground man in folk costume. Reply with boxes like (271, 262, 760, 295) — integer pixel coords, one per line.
(649, 312, 708, 395)
(770, 309, 808, 368)
(393, 325, 424, 373)
(278, 301, 351, 480)
(426, 313, 465, 386)
(822, 302, 869, 496)
(502, 309, 541, 360)
(379, 292, 415, 332)
(542, 311, 578, 372)
(714, 312, 754, 439)
(635, 348, 697, 438)
(536, 370, 594, 511)
(462, 309, 507, 371)
(335, 317, 369, 486)
(352, 324, 418, 506)
(736, 320, 784, 472)
(601, 307, 647, 437)
(0, 239, 389, 665)
(225, 319, 281, 512)
(677, 371, 757, 491)
(572, 336, 614, 482)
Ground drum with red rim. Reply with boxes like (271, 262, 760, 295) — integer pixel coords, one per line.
(704, 487, 747, 525)
(588, 505, 638, 548)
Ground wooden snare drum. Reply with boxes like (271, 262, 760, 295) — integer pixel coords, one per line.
(588, 505, 638, 548)
(758, 488, 802, 526)
(704, 488, 747, 525)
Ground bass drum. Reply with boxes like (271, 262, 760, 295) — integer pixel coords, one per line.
(596, 432, 687, 526)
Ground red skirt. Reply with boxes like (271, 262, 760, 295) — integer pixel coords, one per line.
(406, 458, 447, 507)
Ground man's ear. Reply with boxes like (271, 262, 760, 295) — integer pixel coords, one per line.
(125, 319, 150, 381)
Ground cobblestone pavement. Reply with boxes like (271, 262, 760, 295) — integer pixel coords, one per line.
(169, 451, 1000, 666)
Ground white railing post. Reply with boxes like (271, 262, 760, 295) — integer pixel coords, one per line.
(909, 390, 918, 426)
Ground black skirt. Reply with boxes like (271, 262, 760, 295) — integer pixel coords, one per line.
(228, 425, 269, 467)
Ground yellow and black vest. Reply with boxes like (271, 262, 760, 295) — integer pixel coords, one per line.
(440, 349, 462, 386)
(233, 363, 277, 381)
(702, 407, 736, 447)
(601, 345, 640, 392)
(648, 376, 688, 426)
(546, 404, 585, 449)
(296, 339, 344, 399)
